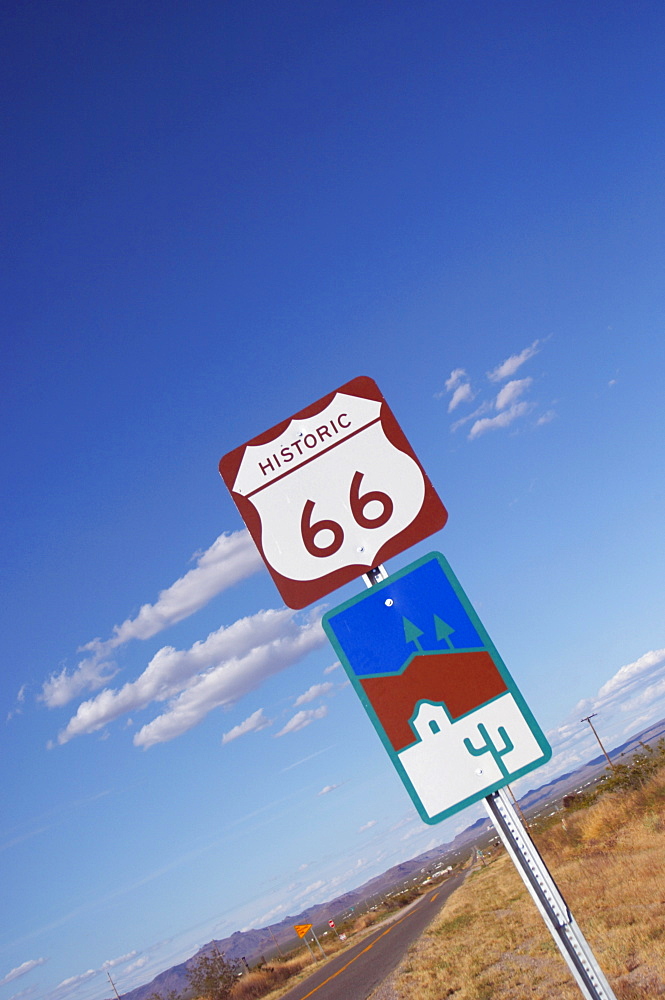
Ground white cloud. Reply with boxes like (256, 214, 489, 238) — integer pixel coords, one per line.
(222, 708, 272, 744)
(294, 682, 333, 706)
(133, 620, 325, 749)
(41, 658, 120, 713)
(1, 961, 47, 987)
(529, 648, 665, 789)
(389, 815, 413, 833)
(468, 402, 531, 440)
(447, 342, 551, 442)
(359, 820, 377, 832)
(487, 341, 540, 382)
(241, 904, 286, 932)
(101, 952, 138, 971)
(56, 608, 293, 742)
(6, 684, 27, 722)
(450, 401, 493, 433)
(318, 784, 339, 795)
(124, 957, 149, 976)
(41, 531, 263, 708)
(439, 368, 474, 412)
(323, 661, 340, 675)
(444, 368, 467, 392)
(55, 609, 325, 747)
(7, 987, 38, 1000)
(52, 970, 97, 995)
(596, 649, 665, 705)
(275, 706, 328, 737)
(294, 880, 325, 901)
(88, 530, 264, 650)
(447, 382, 474, 413)
(495, 377, 532, 411)
(621, 677, 665, 714)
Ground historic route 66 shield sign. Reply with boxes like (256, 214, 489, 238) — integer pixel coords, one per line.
(219, 376, 448, 609)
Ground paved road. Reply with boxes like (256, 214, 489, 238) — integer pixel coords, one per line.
(279, 874, 465, 1000)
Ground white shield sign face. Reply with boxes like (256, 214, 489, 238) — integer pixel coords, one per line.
(243, 408, 425, 582)
(220, 377, 447, 608)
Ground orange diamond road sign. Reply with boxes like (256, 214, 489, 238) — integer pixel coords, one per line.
(294, 923, 312, 938)
(219, 376, 447, 608)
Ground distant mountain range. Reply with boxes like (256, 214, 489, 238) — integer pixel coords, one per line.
(115, 841, 472, 1000)
(116, 717, 665, 1000)
(517, 715, 665, 813)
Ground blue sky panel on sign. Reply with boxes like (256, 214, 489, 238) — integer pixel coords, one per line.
(328, 555, 483, 677)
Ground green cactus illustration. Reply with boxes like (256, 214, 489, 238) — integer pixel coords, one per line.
(464, 723, 514, 779)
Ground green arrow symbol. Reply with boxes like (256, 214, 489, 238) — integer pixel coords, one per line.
(402, 617, 424, 652)
(434, 615, 455, 649)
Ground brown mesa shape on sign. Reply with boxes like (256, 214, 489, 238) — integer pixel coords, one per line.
(359, 650, 508, 752)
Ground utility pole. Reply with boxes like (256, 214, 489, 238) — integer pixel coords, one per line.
(505, 782, 529, 825)
(581, 714, 616, 770)
(267, 925, 284, 957)
(107, 974, 121, 1000)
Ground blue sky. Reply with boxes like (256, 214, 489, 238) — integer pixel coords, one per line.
(2, 1, 665, 998)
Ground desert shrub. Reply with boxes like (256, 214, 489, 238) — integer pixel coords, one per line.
(231, 956, 310, 1000)
(186, 950, 237, 1000)
(602, 740, 665, 794)
(563, 791, 597, 810)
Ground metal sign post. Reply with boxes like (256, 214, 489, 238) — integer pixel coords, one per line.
(294, 923, 320, 961)
(220, 376, 617, 1000)
(310, 927, 326, 959)
(353, 562, 617, 1000)
(485, 788, 617, 1000)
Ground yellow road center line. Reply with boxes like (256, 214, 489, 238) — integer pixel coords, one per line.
(295, 890, 447, 999)
(296, 911, 414, 999)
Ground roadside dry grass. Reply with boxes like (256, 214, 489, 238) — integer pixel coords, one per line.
(384, 770, 665, 999)
(232, 955, 312, 1000)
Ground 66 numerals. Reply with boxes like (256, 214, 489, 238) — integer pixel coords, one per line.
(300, 471, 394, 558)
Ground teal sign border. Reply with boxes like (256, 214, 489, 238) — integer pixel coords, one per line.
(322, 551, 552, 825)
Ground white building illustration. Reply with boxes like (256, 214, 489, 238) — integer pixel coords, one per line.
(397, 691, 543, 820)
